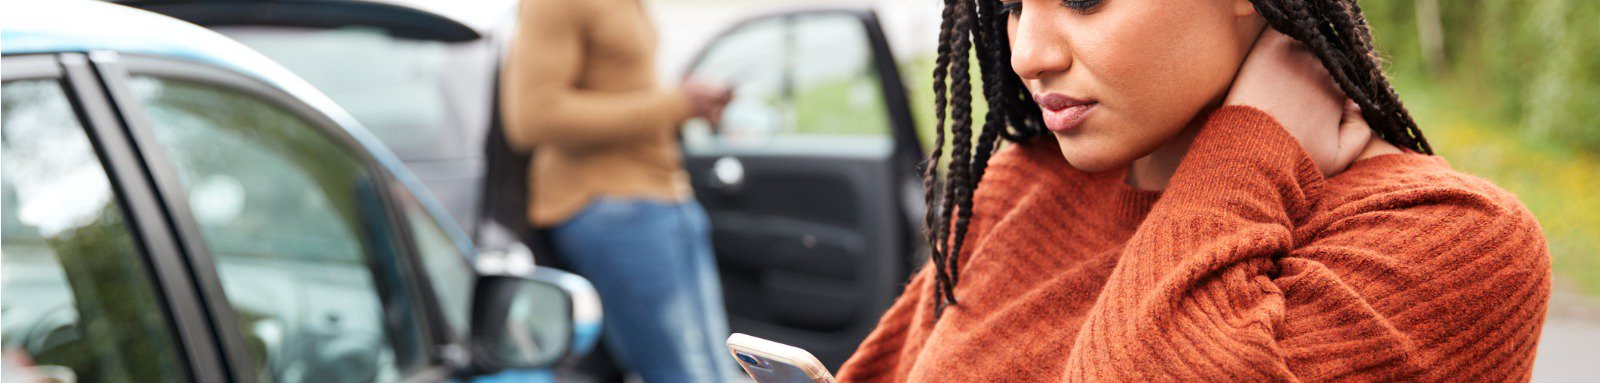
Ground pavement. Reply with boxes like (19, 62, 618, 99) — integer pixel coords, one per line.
(1532, 279, 1600, 382)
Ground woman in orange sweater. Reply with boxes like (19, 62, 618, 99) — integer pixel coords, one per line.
(837, 0, 1550, 381)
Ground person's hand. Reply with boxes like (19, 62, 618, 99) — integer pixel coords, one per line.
(1224, 29, 1372, 176)
(681, 79, 732, 126)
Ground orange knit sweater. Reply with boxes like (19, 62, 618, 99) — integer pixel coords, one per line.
(836, 106, 1550, 382)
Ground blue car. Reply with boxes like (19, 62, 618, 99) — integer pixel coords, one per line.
(0, 1, 598, 382)
(113, 0, 951, 376)
(111, 0, 936, 372)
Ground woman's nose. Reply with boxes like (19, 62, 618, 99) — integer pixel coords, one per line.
(1009, 10, 1072, 81)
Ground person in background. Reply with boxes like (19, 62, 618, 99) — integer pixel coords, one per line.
(499, 0, 736, 381)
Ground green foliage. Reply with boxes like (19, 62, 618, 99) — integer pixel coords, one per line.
(1362, 0, 1600, 153)
(1365, 1, 1600, 293)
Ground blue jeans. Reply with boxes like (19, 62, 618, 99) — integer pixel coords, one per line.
(550, 197, 736, 383)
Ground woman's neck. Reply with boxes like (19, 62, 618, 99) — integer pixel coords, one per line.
(1126, 109, 1211, 191)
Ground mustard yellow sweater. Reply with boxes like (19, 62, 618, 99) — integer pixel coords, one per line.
(500, 0, 694, 226)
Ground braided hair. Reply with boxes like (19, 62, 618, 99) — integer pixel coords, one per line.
(921, 0, 1432, 316)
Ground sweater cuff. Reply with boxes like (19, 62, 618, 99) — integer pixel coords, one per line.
(1161, 106, 1326, 224)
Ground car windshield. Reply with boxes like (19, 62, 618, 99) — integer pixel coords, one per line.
(216, 25, 494, 160)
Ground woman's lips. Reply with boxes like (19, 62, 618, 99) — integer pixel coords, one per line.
(1034, 93, 1097, 133)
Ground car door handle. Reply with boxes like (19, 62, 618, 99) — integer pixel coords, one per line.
(710, 156, 744, 191)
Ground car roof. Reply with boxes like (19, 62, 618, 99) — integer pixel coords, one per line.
(351, 0, 517, 34)
(3, 0, 359, 136)
(2, 0, 478, 253)
(111, 0, 518, 41)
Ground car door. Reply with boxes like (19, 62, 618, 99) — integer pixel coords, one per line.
(94, 53, 458, 382)
(1, 53, 230, 383)
(678, 9, 924, 368)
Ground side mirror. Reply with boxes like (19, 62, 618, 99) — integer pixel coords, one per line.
(470, 241, 604, 372)
(524, 267, 602, 358)
(469, 275, 573, 371)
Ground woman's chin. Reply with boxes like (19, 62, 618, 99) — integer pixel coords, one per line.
(1056, 147, 1130, 173)
(1053, 135, 1137, 173)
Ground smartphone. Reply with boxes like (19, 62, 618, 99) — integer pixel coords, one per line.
(726, 333, 838, 383)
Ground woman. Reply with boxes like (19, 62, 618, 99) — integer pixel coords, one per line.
(837, 0, 1550, 381)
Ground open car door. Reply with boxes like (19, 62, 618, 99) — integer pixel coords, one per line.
(680, 9, 926, 368)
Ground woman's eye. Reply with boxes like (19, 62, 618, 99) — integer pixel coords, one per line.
(1062, 0, 1102, 11)
(1000, 0, 1101, 16)
(1001, 1, 1022, 16)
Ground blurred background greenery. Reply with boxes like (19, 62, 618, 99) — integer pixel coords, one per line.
(897, 0, 1600, 296)
(1344, 0, 1599, 296)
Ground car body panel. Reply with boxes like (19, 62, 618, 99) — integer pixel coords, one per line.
(2, 2, 589, 382)
(3, 0, 478, 257)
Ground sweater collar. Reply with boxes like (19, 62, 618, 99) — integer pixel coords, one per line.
(1021, 137, 1163, 231)
(1096, 168, 1163, 230)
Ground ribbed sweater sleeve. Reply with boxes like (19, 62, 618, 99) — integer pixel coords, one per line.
(1060, 106, 1550, 381)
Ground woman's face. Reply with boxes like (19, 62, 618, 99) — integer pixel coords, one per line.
(1006, 0, 1264, 171)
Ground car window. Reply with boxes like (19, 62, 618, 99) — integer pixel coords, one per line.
(215, 25, 494, 160)
(128, 75, 428, 382)
(1, 79, 187, 383)
(683, 13, 893, 155)
(392, 185, 475, 338)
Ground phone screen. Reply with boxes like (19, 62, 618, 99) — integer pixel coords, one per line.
(734, 351, 833, 383)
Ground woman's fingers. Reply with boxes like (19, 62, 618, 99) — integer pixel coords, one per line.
(1225, 28, 1351, 176)
(1333, 100, 1374, 172)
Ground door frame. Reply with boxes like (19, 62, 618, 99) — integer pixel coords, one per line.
(3, 52, 231, 383)
(674, 7, 930, 367)
(94, 52, 469, 381)
(679, 7, 928, 275)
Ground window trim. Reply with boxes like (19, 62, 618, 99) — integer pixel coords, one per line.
(1, 54, 63, 80)
(3, 52, 225, 383)
(97, 52, 457, 381)
(387, 179, 479, 343)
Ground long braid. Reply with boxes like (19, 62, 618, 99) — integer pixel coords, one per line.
(1347, 0, 1431, 153)
(949, 0, 1011, 290)
(933, 0, 977, 313)
(1323, 0, 1430, 152)
(921, 0, 959, 317)
(1005, 66, 1044, 139)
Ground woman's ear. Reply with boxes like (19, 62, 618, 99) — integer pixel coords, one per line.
(1233, 0, 1259, 17)
(1232, 0, 1268, 52)
(1231, 0, 1267, 37)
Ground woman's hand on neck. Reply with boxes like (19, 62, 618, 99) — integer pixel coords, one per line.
(1224, 29, 1401, 178)
(1127, 29, 1405, 191)
(1126, 102, 1402, 191)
